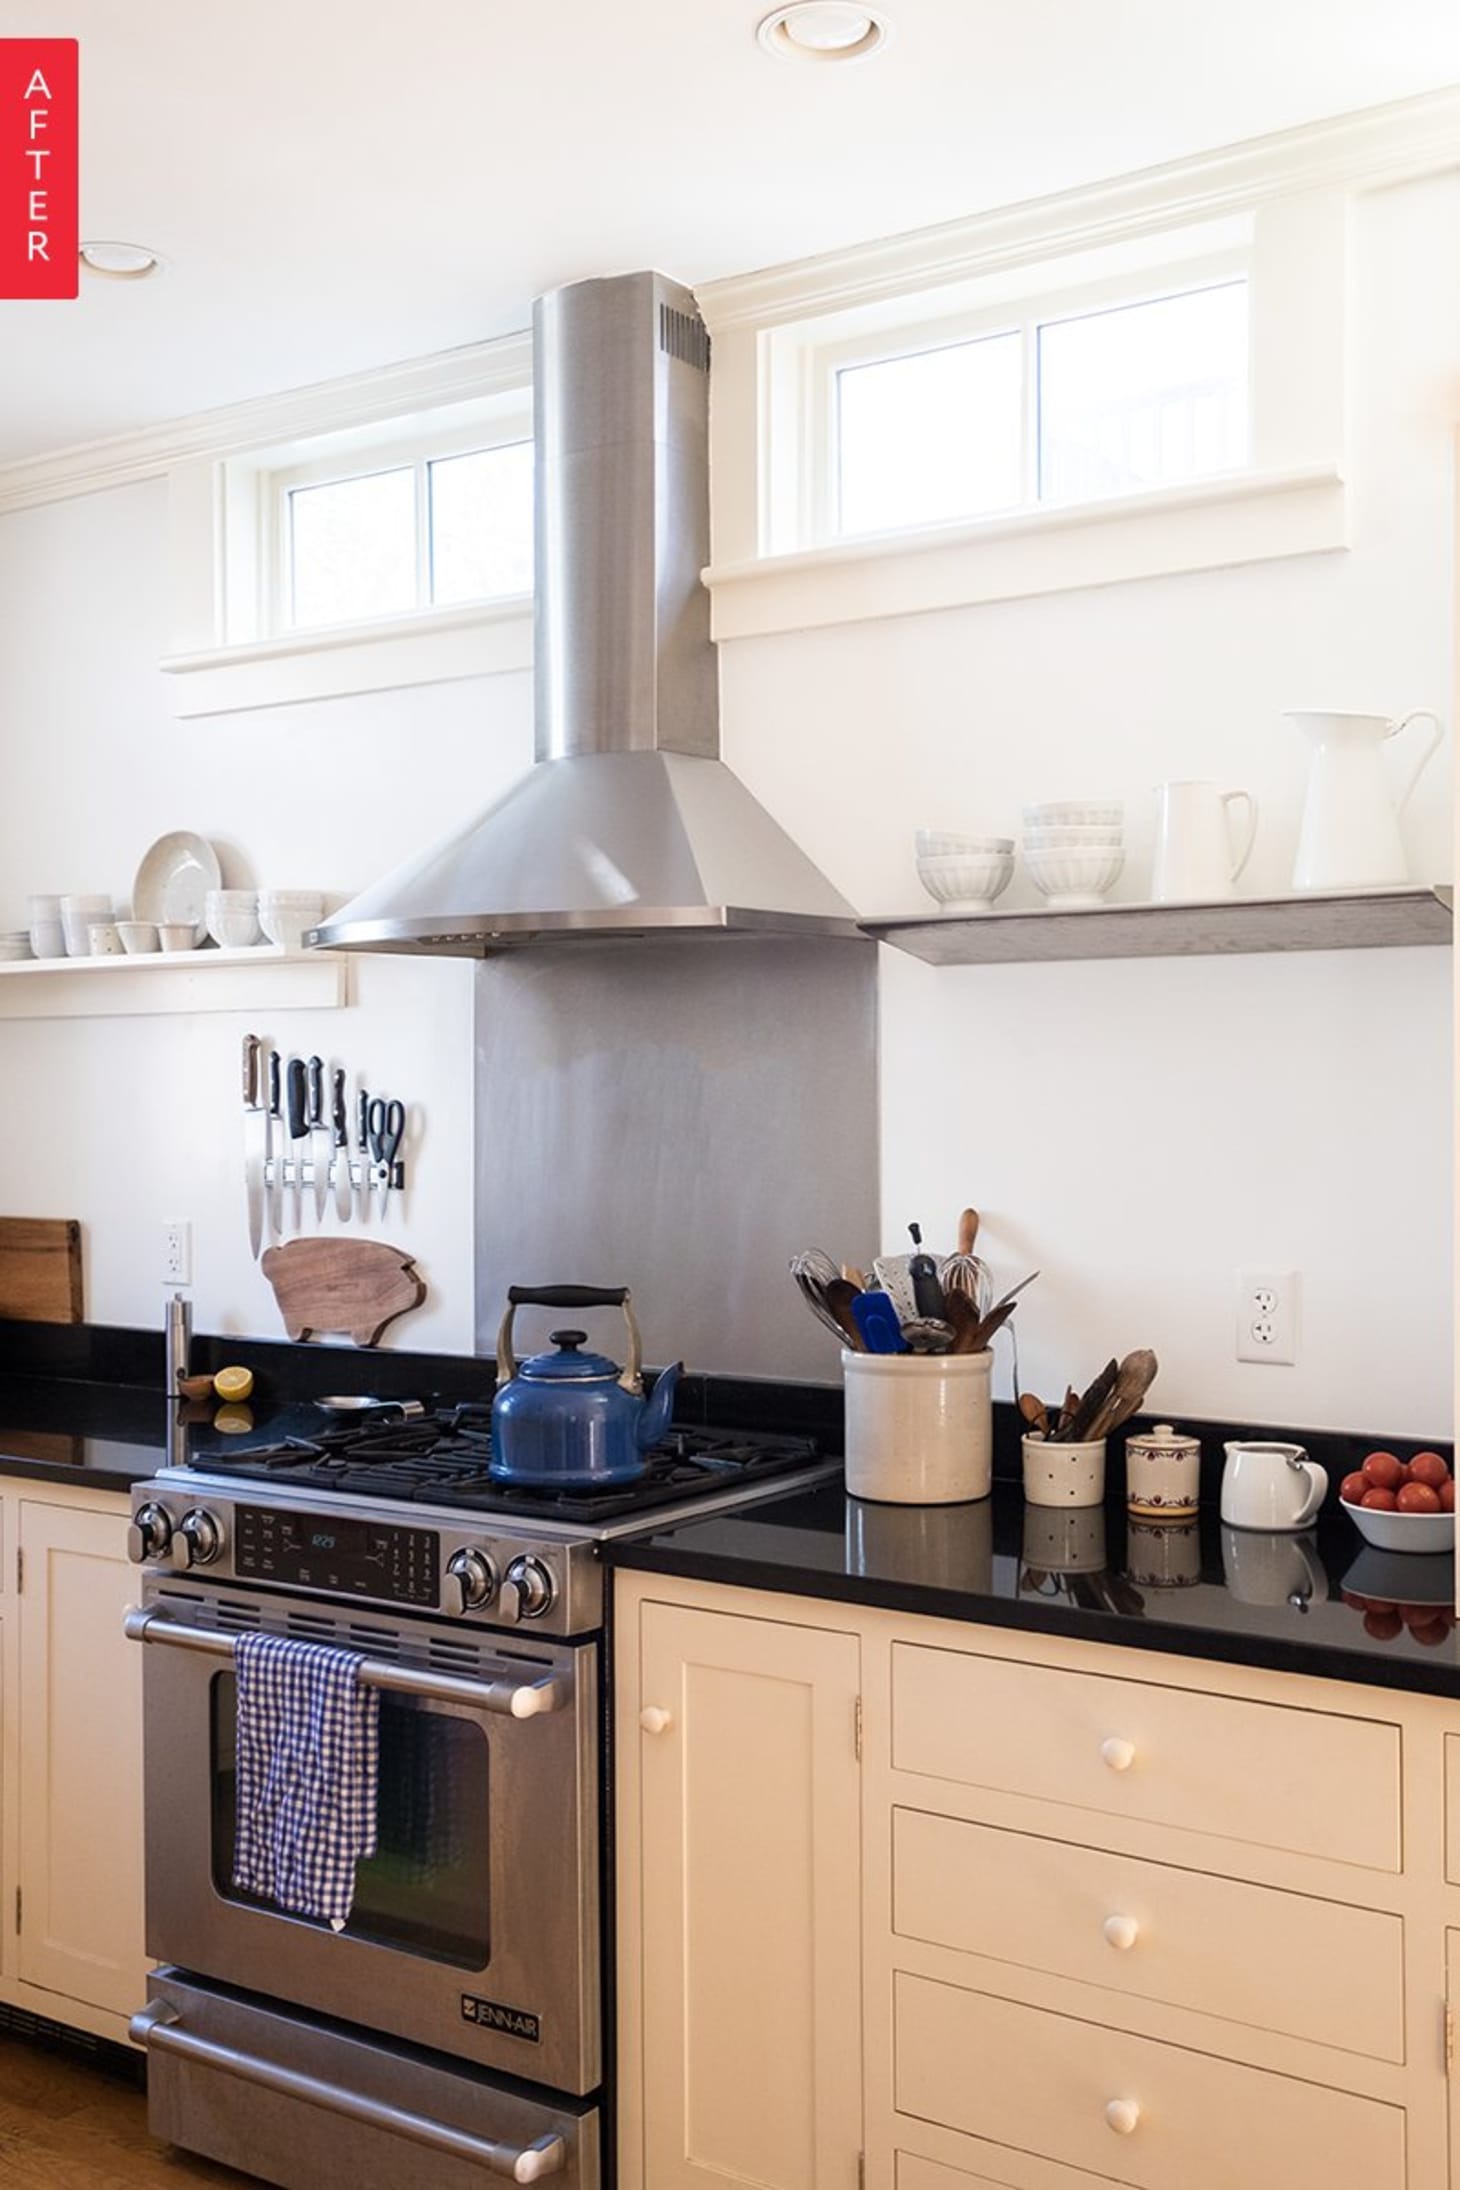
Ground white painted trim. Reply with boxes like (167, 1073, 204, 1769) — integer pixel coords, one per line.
(695, 84, 1460, 332)
(0, 947, 349, 1018)
(0, 328, 532, 515)
(705, 466, 1347, 638)
(161, 597, 533, 716)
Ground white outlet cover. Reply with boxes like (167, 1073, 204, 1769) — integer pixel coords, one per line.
(1236, 1267, 1298, 1365)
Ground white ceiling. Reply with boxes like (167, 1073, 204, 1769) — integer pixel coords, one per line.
(4, 0, 1459, 467)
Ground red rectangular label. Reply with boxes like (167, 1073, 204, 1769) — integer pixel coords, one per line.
(0, 40, 77, 299)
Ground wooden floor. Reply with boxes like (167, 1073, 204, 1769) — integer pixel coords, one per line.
(0, 2033, 262, 2188)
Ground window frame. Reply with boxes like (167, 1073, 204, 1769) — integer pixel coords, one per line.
(810, 245, 1251, 547)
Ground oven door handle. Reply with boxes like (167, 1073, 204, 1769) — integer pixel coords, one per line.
(130, 2002, 568, 2182)
(123, 1607, 565, 1718)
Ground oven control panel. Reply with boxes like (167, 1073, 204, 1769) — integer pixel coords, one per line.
(235, 1506, 439, 1607)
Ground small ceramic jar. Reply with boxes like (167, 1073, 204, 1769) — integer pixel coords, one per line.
(1125, 1422, 1201, 1520)
(1022, 1432, 1105, 1508)
(1126, 1518, 1202, 1588)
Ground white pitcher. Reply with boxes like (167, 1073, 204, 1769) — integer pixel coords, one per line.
(1287, 709, 1442, 890)
(1151, 780, 1258, 902)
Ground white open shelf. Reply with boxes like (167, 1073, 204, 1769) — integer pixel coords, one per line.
(860, 886, 1454, 966)
(0, 946, 349, 1019)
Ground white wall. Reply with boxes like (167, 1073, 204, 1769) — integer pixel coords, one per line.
(0, 476, 532, 1351)
(0, 171, 1451, 1430)
(721, 172, 1457, 1435)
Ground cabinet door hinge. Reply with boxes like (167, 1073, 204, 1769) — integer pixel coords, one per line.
(854, 1696, 863, 1762)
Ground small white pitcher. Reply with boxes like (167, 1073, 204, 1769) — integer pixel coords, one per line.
(1152, 781, 1259, 903)
(1287, 709, 1443, 890)
(1220, 1441, 1328, 1533)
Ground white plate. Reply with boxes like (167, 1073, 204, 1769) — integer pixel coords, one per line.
(133, 832, 222, 942)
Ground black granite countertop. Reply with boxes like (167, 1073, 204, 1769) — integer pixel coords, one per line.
(608, 1480, 1460, 1699)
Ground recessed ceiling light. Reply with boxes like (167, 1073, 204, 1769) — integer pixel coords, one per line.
(756, 3, 891, 63)
(79, 240, 163, 280)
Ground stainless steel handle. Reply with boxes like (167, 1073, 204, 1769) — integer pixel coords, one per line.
(131, 2003, 567, 2183)
(122, 1608, 563, 1718)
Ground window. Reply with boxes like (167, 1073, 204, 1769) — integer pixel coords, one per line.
(279, 431, 533, 633)
(830, 276, 1249, 540)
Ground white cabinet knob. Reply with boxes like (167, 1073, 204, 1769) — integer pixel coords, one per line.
(639, 1706, 673, 1735)
(1100, 1736, 1136, 1772)
(1105, 2098, 1141, 2136)
(1102, 1914, 1140, 1951)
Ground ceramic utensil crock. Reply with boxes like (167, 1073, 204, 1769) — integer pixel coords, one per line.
(1220, 1440, 1328, 1531)
(843, 1349, 992, 1503)
(1022, 1433, 1106, 1508)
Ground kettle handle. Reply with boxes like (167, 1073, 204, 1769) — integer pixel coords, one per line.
(1387, 709, 1443, 815)
(496, 1286, 644, 1394)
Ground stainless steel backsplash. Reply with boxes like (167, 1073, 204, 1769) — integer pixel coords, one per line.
(473, 939, 878, 1378)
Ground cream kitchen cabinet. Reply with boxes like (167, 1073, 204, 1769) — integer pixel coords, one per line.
(614, 1589, 864, 2190)
(0, 1480, 147, 2043)
(616, 1570, 1460, 2190)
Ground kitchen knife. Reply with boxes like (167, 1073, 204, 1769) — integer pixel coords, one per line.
(242, 1033, 265, 1259)
(306, 1055, 329, 1220)
(266, 1048, 285, 1241)
(356, 1086, 372, 1223)
(286, 1056, 309, 1231)
(332, 1067, 353, 1222)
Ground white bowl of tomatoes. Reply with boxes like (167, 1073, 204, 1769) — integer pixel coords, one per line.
(1340, 1449, 1455, 1551)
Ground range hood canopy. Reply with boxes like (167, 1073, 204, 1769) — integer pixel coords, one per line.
(312, 271, 858, 956)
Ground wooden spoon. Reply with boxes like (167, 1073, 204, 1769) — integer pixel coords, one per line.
(1087, 1349, 1159, 1440)
(1018, 1390, 1051, 1437)
(942, 1289, 984, 1354)
(1058, 1358, 1118, 1442)
(824, 1277, 868, 1351)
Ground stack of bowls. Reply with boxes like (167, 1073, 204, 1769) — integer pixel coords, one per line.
(914, 830, 1014, 915)
(259, 890, 325, 951)
(0, 930, 34, 962)
(205, 889, 262, 948)
(1022, 802, 1125, 909)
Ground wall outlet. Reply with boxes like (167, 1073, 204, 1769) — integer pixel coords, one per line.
(1235, 1267, 1298, 1364)
(162, 1221, 192, 1286)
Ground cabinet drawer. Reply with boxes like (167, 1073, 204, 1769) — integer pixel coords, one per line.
(894, 1809, 1404, 2060)
(891, 1643, 1401, 1871)
(898, 2159, 1114, 2190)
(894, 1977, 1404, 2190)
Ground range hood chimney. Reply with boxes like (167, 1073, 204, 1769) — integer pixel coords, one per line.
(311, 271, 858, 955)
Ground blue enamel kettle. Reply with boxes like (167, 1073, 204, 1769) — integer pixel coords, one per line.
(490, 1284, 683, 1488)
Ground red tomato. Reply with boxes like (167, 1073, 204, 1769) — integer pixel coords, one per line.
(1339, 1471, 1370, 1505)
(1441, 1480, 1456, 1512)
(1408, 1619, 1452, 1649)
(1362, 1452, 1404, 1489)
(1400, 1600, 1441, 1625)
(1397, 1481, 1442, 1514)
(1360, 1486, 1398, 1510)
(1363, 1608, 1403, 1640)
(1409, 1451, 1451, 1488)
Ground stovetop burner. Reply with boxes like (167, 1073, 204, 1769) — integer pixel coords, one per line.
(188, 1405, 822, 1523)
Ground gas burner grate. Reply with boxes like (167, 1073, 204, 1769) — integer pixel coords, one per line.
(189, 1418, 821, 1519)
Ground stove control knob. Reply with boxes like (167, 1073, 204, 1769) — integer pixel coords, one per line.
(127, 1502, 174, 1565)
(170, 1508, 223, 1571)
(444, 1548, 497, 1616)
(499, 1556, 554, 1624)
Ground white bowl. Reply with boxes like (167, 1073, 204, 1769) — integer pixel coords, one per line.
(916, 852, 1014, 913)
(117, 920, 159, 954)
(915, 829, 1014, 858)
(1023, 825, 1126, 850)
(158, 922, 200, 952)
(1023, 801, 1124, 831)
(258, 892, 324, 950)
(204, 888, 258, 910)
(1025, 845, 1125, 909)
(1343, 1500, 1455, 1553)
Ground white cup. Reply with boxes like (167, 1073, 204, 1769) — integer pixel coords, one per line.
(1151, 780, 1258, 903)
(842, 1350, 992, 1504)
(27, 896, 66, 959)
(87, 921, 124, 956)
(60, 893, 112, 956)
(1022, 1433, 1106, 1508)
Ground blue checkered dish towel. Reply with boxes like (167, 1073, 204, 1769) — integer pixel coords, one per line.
(233, 1632, 380, 1931)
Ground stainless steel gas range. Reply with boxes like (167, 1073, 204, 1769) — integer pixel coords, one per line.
(124, 1409, 835, 2190)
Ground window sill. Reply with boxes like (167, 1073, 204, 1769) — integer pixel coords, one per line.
(160, 597, 533, 717)
(703, 466, 1346, 640)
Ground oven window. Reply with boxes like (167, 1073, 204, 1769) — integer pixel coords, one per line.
(211, 1674, 491, 1967)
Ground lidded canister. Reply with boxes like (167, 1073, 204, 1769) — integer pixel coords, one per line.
(1125, 1422, 1200, 1520)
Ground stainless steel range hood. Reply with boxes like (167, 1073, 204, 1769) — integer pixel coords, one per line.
(311, 271, 858, 956)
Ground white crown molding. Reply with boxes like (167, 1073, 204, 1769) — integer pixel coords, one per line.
(696, 84, 1460, 331)
(0, 327, 532, 516)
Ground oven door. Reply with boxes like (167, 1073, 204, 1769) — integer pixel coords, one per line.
(131, 1577, 599, 2096)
